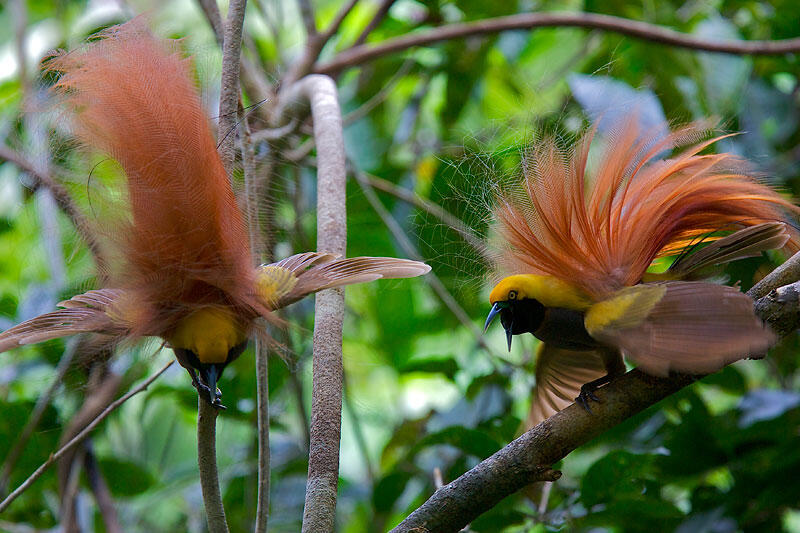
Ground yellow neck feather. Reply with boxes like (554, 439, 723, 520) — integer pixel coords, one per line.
(489, 274, 592, 310)
(167, 308, 246, 364)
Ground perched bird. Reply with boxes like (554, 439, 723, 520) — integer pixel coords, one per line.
(0, 22, 430, 407)
(483, 121, 797, 426)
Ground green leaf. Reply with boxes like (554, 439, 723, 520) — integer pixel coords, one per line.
(97, 457, 157, 496)
(411, 426, 501, 459)
(581, 450, 656, 507)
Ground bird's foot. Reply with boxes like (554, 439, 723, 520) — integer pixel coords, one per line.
(575, 384, 601, 413)
(191, 379, 227, 410)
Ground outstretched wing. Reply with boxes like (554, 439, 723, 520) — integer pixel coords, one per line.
(527, 344, 622, 428)
(586, 282, 774, 377)
(0, 289, 130, 353)
(255, 252, 431, 310)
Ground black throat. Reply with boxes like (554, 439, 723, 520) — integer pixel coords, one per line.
(505, 300, 598, 351)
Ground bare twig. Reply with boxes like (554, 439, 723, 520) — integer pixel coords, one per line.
(251, 118, 300, 142)
(351, 0, 396, 47)
(315, 11, 800, 75)
(242, 112, 272, 533)
(84, 444, 123, 533)
(342, 57, 414, 126)
(361, 172, 490, 261)
(0, 360, 173, 514)
(197, 399, 230, 533)
(254, 336, 271, 533)
(320, 0, 359, 44)
(277, 74, 347, 533)
(57, 363, 122, 529)
(198, 0, 225, 43)
(297, 0, 318, 38)
(217, 0, 248, 174)
(282, 0, 359, 87)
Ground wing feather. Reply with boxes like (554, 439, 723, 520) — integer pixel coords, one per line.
(257, 254, 430, 309)
(588, 282, 774, 377)
(0, 290, 130, 353)
(527, 344, 616, 428)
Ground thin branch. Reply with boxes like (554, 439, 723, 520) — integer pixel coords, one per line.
(198, 0, 225, 44)
(315, 11, 800, 75)
(361, 172, 490, 261)
(0, 360, 173, 514)
(277, 74, 347, 533)
(84, 444, 123, 533)
(282, 0, 359, 87)
(342, 57, 414, 126)
(351, 0, 396, 47)
(391, 281, 800, 532)
(354, 169, 498, 356)
(0, 145, 106, 272)
(254, 336, 271, 533)
(251, 118, 300, 142)
(297, 0, 318, 38)
(217, 0, 248, 174)
(320, 0, 359, 44)
(197, 399, 230, 533)
(242, 112, 272, 533)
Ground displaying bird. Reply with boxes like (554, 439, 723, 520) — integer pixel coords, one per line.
(0, 21, 430, 407)
(482, 121, 797, 426)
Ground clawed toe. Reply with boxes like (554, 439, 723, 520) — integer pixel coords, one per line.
(576, 386, 601, 413)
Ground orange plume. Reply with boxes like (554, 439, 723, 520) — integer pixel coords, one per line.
(492, 119, 798, 299)
(46, 21, 260, 338)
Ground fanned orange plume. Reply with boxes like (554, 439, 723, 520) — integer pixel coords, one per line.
(47, 21, 260, 337)
(492, 120, 798, 299)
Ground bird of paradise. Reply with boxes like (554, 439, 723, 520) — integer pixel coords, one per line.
(483, 120, 796, 425)
(0, 21, 429, 407)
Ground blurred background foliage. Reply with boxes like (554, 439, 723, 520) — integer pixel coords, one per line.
(1, 0, 800, 531)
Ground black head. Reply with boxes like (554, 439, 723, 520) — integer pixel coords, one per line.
(484, 298, 545, 351)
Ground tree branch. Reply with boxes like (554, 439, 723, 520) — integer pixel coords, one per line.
(351, 0, 396, 47)
(390, 279, 800, 532)
(297, 0, 318, 39)
(217, 0, 248, 174)
(242, 111, 272, 533)
(282, 0, 359, 87)
(315, 11, 800, 75)
(0, 360, 173, 514)
(197, 399, 230, 533)
(360, 171, 490, 261)
(277, 74, 347, 533)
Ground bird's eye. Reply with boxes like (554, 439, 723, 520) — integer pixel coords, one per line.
(508, 290, 518, 300)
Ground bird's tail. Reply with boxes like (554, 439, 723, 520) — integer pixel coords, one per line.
(46, 20, 259, 336)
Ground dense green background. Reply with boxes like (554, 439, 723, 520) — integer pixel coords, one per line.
(1, 0, 800, 531)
